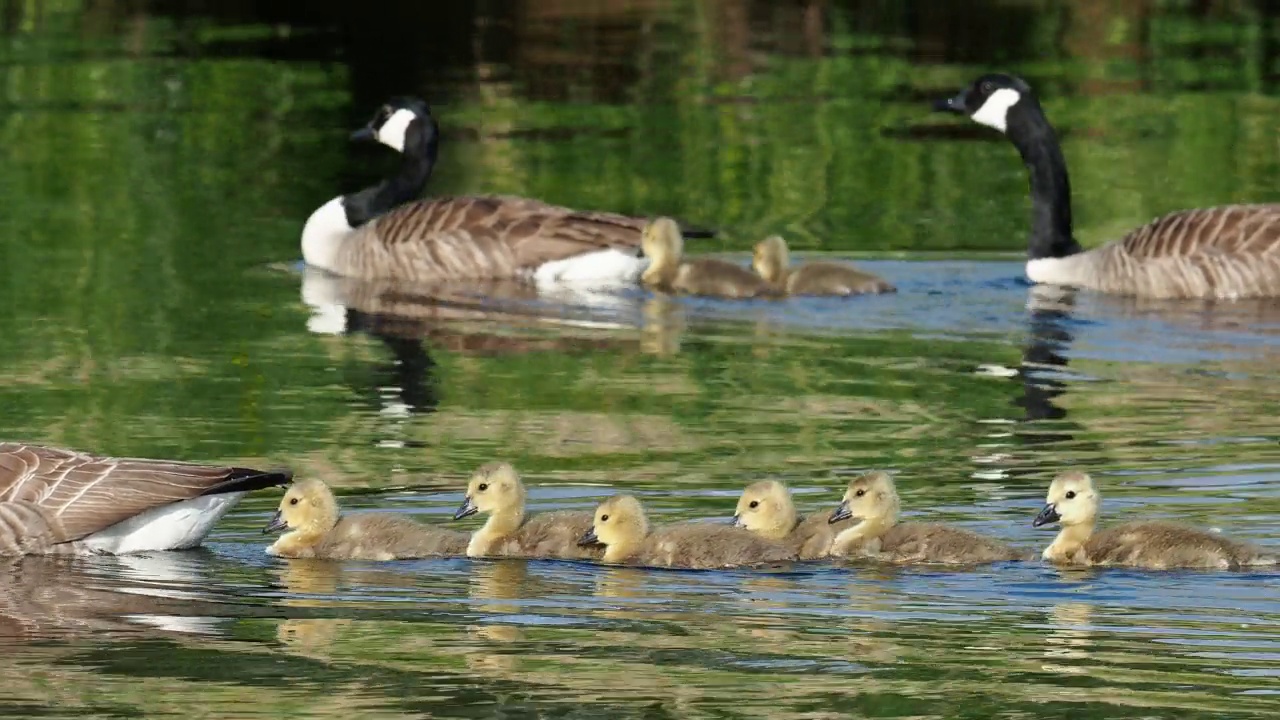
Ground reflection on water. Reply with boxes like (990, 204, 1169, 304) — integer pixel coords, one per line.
(5, 0, 1280, 717)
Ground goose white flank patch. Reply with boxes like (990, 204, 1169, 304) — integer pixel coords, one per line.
(935, 73, 1280, 299)
(0, 442, 291, 555)
(300, 96, 716, 285)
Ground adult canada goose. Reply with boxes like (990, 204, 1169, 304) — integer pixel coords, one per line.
(301, 98, 714, 286)
(579, 494, 796, 569)
(452, 462, 601, 560)
(828, 471, 1024, 564)
(1034, 470, 1277, 569)
(641, 218, 774, 299)
(0, 443, 290, 555)
(935, 74, 1280, 299)
(751, 236, 895, 296)
(263, 478, 468, 560)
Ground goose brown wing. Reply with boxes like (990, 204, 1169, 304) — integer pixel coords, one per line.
(1118, 204, 1280, 258)
(350, 196, 646, 278)
(0, 443, 289, 543)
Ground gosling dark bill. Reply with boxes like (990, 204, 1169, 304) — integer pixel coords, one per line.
(1033, 503, 1061, 528)
(453, 496, 478, 521)
(829, 500, 852, 524)
(578, 528, 600, 547)
(262, 510, 288, 534)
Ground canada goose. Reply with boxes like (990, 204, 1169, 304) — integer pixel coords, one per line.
(751, 236, 895, 296)
(452, 462, 601, 560)
(262, 478, 467, 560)
(302, 98, 713, 286)
(1034, 470, 1277, 569)
(641, 218, 775, 299)
(0, 443, 290, 556)
(935, 74, 1280, 300)
(829, 471, 1024, 564)
(731, 480, 847, 560)
(579, 494, 796, 569)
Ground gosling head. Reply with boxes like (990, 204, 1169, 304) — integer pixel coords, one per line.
(732, 480, 797, 539)
(752, 235, 790, 283)
(350, 96, 439, 154)
(829, 471, 899, 525)
(932, 73, 1039, 135)
(641, 218, 684, 280)
(454, 462, 526, 521)
(263, 478, 339, 536)
(1034, 470, 1099, 529)
(579, 495, 649, 551)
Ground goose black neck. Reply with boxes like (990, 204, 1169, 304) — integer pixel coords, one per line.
(1007, 108, 1081, 260)
(343, 120, 438, 228)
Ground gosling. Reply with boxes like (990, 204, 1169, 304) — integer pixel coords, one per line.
(642, 217, 775, 299)
(579, 494, 796, 569)
(732, 480, 852, 560)
(752, 235, 894, 296)
(264, 478, 468, 560)
(1034, 470, 1278, 570)
(453, 462, 601, 560)
(829, 471, 1023, 564)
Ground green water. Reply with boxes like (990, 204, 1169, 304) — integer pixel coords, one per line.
(3, 1, 1280, 717)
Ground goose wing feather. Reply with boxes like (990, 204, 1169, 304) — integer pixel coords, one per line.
(338, 196, 654, 281)
(0, 443, 288, 545)
(1095, 204, 1280, 298)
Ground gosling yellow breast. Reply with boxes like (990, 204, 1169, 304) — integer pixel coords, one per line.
(264, 478, 467, 561)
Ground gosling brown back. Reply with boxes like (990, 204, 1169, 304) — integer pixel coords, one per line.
(1081, 521, 1276, 570)
(287, 514, 469, 561)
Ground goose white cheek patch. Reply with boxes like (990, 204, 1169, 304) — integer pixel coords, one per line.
(376, 108, 417, 152)
(970, 88, 1021, 133)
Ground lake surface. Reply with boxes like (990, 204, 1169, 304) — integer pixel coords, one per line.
(3, 1, 1280, 717)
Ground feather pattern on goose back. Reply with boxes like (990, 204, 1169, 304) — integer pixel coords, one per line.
(1069, 205, 1280, 299)
(332, 195, 656, 282)
(0, 443, 290, 555)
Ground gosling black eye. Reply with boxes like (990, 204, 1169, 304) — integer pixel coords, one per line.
(289, 498, 299, 505)
(749, 501, 759, 509)
(600, 514, 609, 522)
(478, 483, 488, 492)
(855, 489, 866, 497)
(1065, 491, 1076, 500)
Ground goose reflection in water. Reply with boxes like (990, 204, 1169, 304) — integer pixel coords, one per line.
(298, 268, 684, 421)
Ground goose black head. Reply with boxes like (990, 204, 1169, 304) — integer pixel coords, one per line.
(933, 73, 1040, 134)
(351, 97, 438, 153)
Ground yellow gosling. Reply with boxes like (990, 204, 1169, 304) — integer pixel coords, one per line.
(1035, 470, 1277, 569)
(752, 235, 894, 297)
(642, 218, 775, 299)
(264, 478, 467, 560)
(732, 480, 847, 560)
(829, 471, 1024, 564)
(579, 494, 796, 569)
(453, 462, 600, 560)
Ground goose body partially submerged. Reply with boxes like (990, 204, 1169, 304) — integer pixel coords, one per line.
(936, 74, 1280, 299)
(301, 98, 713, 287)
(0, 443, 290, 555)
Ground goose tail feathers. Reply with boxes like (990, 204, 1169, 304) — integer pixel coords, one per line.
(200, 468, 294, 496)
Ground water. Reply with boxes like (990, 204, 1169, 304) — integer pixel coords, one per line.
(3, 0, 1280, 717)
